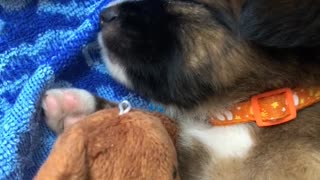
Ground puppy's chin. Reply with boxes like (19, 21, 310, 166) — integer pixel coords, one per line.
(98, 32, 133, 88)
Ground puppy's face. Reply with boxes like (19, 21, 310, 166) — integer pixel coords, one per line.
(99, 0, 257, 108)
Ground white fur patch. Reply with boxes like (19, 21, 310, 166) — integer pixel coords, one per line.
(106, 0, 141, 8)
(106, 0, 128, 7)
(98, 33, 132, 88)
(182, 123, 254, 158)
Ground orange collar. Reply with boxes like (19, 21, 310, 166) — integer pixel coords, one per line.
(210, 87, 320, 127)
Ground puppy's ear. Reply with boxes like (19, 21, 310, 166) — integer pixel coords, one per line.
(238, 0, 320, 48)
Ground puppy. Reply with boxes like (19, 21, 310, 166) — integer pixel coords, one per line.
(42, 0, 320, 179)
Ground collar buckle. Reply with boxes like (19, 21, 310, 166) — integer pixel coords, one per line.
(251, 88, 297, 127)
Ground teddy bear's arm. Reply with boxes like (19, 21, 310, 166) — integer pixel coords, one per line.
(34, 126, 88, 180)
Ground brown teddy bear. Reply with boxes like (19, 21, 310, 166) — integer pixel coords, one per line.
(34, 103, 180, 180)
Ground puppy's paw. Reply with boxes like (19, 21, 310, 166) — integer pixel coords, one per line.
(42, 88, 96, 134)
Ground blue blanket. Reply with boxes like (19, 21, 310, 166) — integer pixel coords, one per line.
(0, 1, 162, 179)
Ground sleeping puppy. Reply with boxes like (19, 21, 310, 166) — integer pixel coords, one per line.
(42, 0, 320, 179)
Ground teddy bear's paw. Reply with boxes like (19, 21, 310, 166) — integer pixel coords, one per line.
(42, 88, 96, 134)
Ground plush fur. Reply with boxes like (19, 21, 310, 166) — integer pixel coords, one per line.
(36, 109, 180, 180)
(42, 0, 320, 179)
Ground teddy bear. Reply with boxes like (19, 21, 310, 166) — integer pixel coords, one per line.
(34, 101, 180, 180)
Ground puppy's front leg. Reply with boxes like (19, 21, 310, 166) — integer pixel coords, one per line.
(42, 88, 116, 134)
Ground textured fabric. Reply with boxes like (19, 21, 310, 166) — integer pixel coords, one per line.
(0, 1, 162, 179)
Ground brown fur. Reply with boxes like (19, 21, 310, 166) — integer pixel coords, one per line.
(49, 0, 320, 179)
(207, 104, 320, 180)
(175, 104, 320, 180)
(98, 0, 320, 179)
(160, 1, 320, 110)
(99, 1, 320, 179)
(177, 139, 212, 180)
(245, 104, 320, 180)
(35, 109, 180, 180)
(164, 4, 320, 179)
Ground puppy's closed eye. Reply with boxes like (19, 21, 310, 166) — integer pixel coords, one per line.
(239, 0, 320, 48)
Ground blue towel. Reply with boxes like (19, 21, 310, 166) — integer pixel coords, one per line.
(0, 1, 162, 179)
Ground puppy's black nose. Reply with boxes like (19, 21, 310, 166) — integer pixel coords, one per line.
(100, 6, 119, 26)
